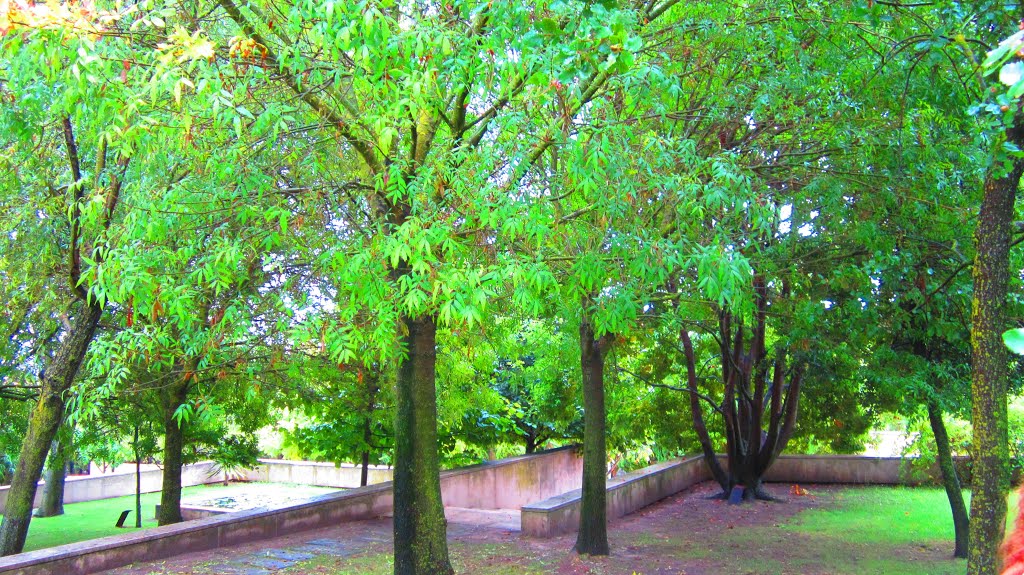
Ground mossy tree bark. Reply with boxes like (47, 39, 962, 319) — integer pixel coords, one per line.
(0, 117, 121, 556)
(157, 375, 190, 526)
(926, 398, 968, 558)
(0, 302, 102, 556)
(393, 316, 453, 575)
(35, 431, 73, 518)
(575, 315, 612, 556)
(968, 126, 1024, 575)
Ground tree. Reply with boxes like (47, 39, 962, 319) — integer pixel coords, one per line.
(0, 18, 131, 548)
(202, 0, 680, 569)
(455, 319, 582, 456)
(284, 361, 393, 487)
(955, 18, 1024, 574)
(970, 121, 1024, 574)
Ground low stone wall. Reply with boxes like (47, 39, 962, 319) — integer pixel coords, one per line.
(764, 454, 972, 485)
(244, 459, 393, 488)
(0, 447, 579, 575)
(0, 463, 225, 515)
(522, 455, 710, 537)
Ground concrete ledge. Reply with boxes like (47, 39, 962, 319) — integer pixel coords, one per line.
(0, 447, 581, 575)
(522, 455, 710, 537)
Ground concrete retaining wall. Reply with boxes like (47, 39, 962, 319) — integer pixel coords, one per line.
(0, 447, 579, 575)
(441, 446, 582, 510)
(522, 455, 710, 537)
(0, 463, 225, 515)
(244, 459, 393, 488)
(764, 454, 972, 485)
(0, 483, 396, 575)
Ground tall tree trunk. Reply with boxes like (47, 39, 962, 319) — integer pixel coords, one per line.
(0, 302, 102, 556)
(35, 435, 71, 518)
(968, 132, 1024, 575)
(575, 316, 611, 556)
(157, 377, 189, 526)
(681, 279, 802, 502)
(926, 398, 968, 558)
(360, 448, 370, 488)
(360, 374, 378, 488)
(360, 409, 371, 488)
(393, 316, 452, 575)
(134, 424, 142, 529)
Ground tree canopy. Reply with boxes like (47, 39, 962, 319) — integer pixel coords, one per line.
(3, 0, 1024, 573)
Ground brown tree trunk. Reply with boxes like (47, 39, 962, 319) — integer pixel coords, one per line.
(681, 329, 729, 492)
(681, 278, 803, 502)
(968, 133, 1024, 575)
(157, 377, 189, 526)
(360, 410, 371, 488)
(926, 398, 968, 558)
(134, 424, 142, 529)
(360, 374, 379, 488)
(393, 316, 452, 575)
(360, 449, 370, 488)
(525, 434, 538, 454)
(575, 316, 611, 556)
(0, 302, 102, 556)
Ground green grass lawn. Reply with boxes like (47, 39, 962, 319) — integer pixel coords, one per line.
(650, 485, 983, 575)
(5, 483, 338, 552)
(704, 486, 1014, 574)
(786, 486, 966, 544)
(12, 486, 200, 552)
(766, 487, 971, 575)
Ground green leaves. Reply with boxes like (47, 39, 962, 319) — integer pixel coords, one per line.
(983, 30, 1024, 72)
(979, 29, 1024, 104)
(1003, 329, 1024, 355)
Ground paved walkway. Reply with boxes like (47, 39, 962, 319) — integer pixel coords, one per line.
(104, 507, 523, 575)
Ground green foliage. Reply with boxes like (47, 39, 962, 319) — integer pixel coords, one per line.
(1, 6, 1022, 567)
(282, 364, 393, 467)
(445, 318, 582, 455)
(1004, 328, 1024, 355)
(0, 400, 29, 472)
